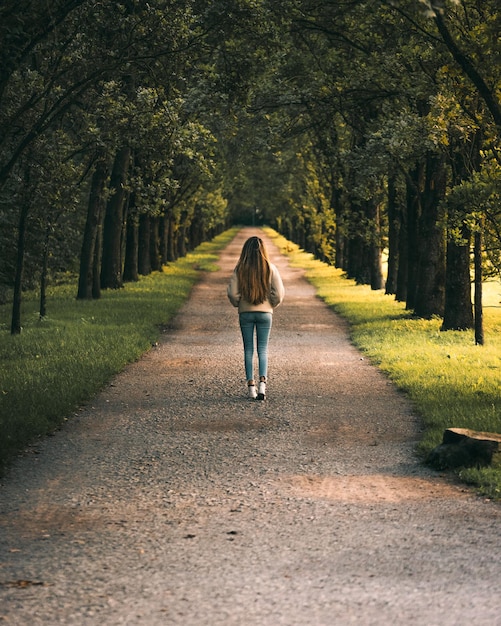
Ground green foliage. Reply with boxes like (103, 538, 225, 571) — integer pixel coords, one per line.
(0, 0, 230, 310)
(0, 228, 237, 473)
(266, 228, 501, 499)
(2, 0, 501, 310)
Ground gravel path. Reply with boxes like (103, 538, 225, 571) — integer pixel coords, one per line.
(1, 227, 501, 625)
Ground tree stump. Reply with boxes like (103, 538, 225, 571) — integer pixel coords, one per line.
(426, 428, 501, 470)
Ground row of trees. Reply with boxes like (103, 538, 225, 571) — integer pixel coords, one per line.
(235, 0, 501, 343)
(1, 1, 500, 341)
(1, 0, 239, 332)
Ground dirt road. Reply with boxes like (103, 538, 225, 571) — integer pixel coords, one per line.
(1, 227, 500, 625)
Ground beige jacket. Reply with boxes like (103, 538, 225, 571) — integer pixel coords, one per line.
(227, 263, 285, 313)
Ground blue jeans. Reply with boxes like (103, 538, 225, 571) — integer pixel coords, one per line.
(239, 312, 272, 381)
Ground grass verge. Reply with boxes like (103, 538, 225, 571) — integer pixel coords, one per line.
(266, 228, 501, 499)
(0, 228, 238, 473)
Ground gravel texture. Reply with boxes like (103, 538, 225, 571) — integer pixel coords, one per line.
(1, 227, 501, 625)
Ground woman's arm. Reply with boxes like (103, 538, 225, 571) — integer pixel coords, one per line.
(269, 265, 285, 307)
(227, 270, 241, 307)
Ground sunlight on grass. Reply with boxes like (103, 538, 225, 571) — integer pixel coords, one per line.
(0, 228, 238, 471)
(266, 228, 501, 499)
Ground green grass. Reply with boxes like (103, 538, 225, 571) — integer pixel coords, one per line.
(266, 228, 501, 499)
(0, 228, 238, 472)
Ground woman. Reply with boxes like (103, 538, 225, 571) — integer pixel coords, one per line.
(227, 235, 285, 400)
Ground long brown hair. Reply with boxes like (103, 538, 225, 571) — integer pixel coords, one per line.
(235, 236, 271, 305)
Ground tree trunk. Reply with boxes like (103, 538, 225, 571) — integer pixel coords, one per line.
(385, 174, 399, 295)
(333, 188, 346, 269)
(368, 200, 383, 290)
(39, 222, 51, 319)
(159, 212, 169, 265)
(405, 163, 423, 310)
(167, 212, 177, 262)
(138, 213, 151, 276)
(100, 147, 131, 290)
(178, 219, 187, 258)
(335, 218, 346, 270)
(346, 234, 361, 282)
(296, 221, 306, 250)
(150, 216, 161, 271)
(441, 131, 481, 331)
(123, 214, 139, 282)
(11, 202, 30, 334)
(395, 199, 408, 302)
(345, 203, 366, 283)
(474, 219, 484, 345)
(92, 216, 103, 300)
(346, 201, 383, 288)
(77, 157, 108, 299)
(413, 154, 447, 319)
(189, 212, 204, 250)
(441, 225, 473, 330)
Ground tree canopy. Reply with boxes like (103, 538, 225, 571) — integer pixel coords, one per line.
(1, 0, 500, 338)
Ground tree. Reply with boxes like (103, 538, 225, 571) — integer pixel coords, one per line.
(77, 154, 110, 299)
(387, 0, 501, 334)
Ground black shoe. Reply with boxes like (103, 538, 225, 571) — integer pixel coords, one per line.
(257, 380, 266, 401)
